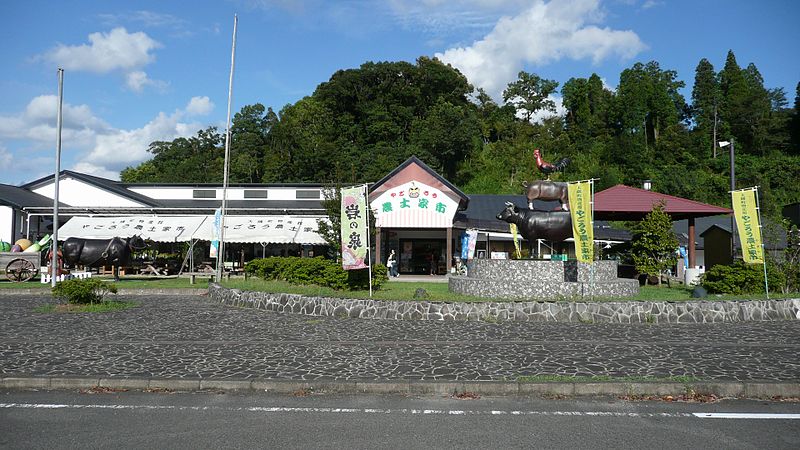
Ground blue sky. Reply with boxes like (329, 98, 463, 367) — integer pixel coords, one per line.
(1, 0, 798, 186)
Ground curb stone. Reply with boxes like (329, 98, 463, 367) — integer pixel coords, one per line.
(2, 377, 798, 399)
(0, 288, 208, 296)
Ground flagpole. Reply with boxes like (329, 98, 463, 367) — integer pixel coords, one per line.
(590, 178, 595, 301)
(753, 187, 769, 299)
(51, 68, 64, 287)
(365, 184, 373, 297)
(216, 14, 238, 282)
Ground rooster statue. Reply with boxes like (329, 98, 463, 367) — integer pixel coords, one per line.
(533, 148, 570, 179)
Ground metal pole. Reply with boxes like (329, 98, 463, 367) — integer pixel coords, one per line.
(364, 184, 373, 297)
(753, 187, 769, 299)
(216, 14, 238, 282)
(590, 179, 595, 301)
(51, 68, 64, 287)
(712, 104, 717, 159)
(730, 139, 736, 259)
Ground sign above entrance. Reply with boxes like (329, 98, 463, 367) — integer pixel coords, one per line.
(371, 180, 457, 228)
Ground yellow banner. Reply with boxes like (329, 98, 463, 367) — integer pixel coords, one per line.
(568, 180, 593, 263)
(510, 223, 521, 259)
(732, 188, 764, 264)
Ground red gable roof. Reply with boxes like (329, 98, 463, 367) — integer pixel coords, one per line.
(594, 185, 732, 221)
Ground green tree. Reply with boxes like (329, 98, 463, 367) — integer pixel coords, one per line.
(229, 103, 275, 183)
(502, 71, 559, 122)
(690, 58, 719, 157)
(791, 81, 800, 154)
(120, 127, 223, 183)
(630, 201, 678, 285)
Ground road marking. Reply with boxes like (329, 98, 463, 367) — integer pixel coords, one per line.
(693, 413, 800, 419)
(1, 403, 798, 419)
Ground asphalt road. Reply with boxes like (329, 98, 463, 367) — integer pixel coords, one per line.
(2, 389, 799, 449)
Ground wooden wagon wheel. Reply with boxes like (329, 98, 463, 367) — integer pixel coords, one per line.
(6, 258, 36, 282)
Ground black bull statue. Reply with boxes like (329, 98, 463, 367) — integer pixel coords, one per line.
(496, 202, 572, 257)
(62, 235, 148, 281)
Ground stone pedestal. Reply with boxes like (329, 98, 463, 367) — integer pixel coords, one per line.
(449, 259, 638, 300)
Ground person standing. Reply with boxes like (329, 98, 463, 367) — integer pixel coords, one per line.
(387, 250, 398, 277)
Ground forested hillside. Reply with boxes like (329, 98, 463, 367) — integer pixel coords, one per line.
(120, 51, 800, 219)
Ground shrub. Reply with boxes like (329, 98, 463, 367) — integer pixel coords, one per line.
(51, 278, 118, 304)
(700, 260, 784, 295)
(244, 256, 387, 290)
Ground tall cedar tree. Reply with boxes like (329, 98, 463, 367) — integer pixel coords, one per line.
(691, 58, 719, 157)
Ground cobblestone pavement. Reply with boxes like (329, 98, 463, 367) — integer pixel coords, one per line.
(1, 295, 799, 382)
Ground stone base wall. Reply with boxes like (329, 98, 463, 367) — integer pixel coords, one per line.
(207, 284, 800, 323)
(449, 259, 639, 300)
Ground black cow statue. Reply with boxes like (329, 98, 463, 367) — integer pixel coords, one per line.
(62, 235, 147, 281)
(522, 180, 569, 210)
(496, 202, 572, 257)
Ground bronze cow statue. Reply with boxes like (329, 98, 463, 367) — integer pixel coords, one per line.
(62, 235, 147, 281)
(522, 180, 569, 210)
(496, 202, 572, 257)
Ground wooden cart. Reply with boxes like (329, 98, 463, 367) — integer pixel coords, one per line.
(0, 252, 42, 282)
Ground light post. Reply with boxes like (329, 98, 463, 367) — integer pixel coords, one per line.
(718, 139, 736, 259)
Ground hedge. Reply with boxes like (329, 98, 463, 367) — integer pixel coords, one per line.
(245, 256, 388, 290)
(700, 260, 784, 295)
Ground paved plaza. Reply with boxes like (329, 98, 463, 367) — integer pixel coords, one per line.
(1, 293, 799, 384)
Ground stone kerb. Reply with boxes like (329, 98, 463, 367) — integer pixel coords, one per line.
(207, 284, 800, 323)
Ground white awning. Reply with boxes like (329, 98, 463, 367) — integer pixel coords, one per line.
(57, 216, 206, 242)
(191, 215, 328, 244)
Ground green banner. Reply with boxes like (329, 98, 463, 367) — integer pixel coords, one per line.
(568, 180, 594, 263)
(341, 185, 369, 270)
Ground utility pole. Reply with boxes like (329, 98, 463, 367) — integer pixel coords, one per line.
(712, 104, 717, 158)
(51, 68, 64, 287)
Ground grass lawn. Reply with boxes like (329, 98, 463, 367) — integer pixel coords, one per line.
(220, 278, 787, 302)
(0, 275, 208, 290)
(2, 274, 786, 302)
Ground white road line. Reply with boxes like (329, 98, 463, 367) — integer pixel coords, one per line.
(1, 403, 798, 419)
(693, 413, 800, 419)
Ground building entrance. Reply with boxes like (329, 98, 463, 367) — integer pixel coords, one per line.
(398, 239, 446, 275)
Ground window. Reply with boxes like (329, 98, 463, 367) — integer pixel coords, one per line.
(244, 190, 268, 198)
(295, 190, 320, 199)
(193, 189, 216, 199)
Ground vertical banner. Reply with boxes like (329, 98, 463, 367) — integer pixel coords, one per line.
(510, 223, 522, 259)
(568, 180, 594, 263)
(341, 185, 369, 270)
(210, 207, 221, 258)
(732, 188, 764, 264)
(460, 229, 479, 260)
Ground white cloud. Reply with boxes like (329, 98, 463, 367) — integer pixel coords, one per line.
(0, 95, 207, 181)
(38, 27, 165, 91)
(125, 71, 168, 93)
(435, 0, 646, 98)
(0, 95, 111, 149)
(41, 27, 160, 73)
(185, 96, 215, 116)
(0, 145, 12, 171)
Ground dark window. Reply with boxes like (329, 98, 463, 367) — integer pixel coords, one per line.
(193, 189, 216, 199)
(244, 190, 268, 198)
(295, 190, 320, 199)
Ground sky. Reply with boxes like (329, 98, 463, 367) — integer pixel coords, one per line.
(1, 0, 798, 186)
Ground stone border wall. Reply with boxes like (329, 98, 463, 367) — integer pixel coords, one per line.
(207, 284, 800, 323)
(450, 259, 639, 300)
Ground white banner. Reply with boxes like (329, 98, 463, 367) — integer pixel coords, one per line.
(57, 216, 206, 242)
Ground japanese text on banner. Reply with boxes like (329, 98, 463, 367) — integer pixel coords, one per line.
(340, 185, 369, 270)
(731, 189, 764, 264)
(568, 181, 594, 263)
